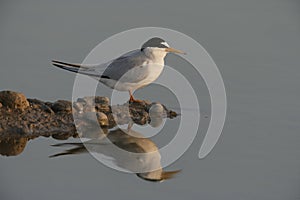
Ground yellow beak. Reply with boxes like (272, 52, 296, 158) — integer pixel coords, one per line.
(165, 47, 186, 54)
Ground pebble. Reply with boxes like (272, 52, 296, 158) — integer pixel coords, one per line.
(95, 96, 109, 104)
(97, 112, 109, 126)
(77, 96, 96, 105)
(41, 104, 54, 114)
(83, 105, 97, 113)
(149, 103, 164, 117)
(73, 102, 84, 113)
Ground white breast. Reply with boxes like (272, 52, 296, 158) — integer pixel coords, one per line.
(138, 60, 164, 87)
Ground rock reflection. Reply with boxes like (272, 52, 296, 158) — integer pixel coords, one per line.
(0, 137, 28, 156)
(51, 128, 181, 182)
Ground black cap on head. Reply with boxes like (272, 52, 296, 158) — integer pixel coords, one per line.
(141, 37, 169, 49)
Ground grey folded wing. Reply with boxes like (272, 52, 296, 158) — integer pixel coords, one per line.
(101, 50, 148, 83)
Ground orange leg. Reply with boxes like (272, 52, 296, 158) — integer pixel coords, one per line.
(128, 90, 143, 103)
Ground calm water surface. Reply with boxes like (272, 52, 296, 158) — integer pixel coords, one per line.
(1, 0, 300, 199)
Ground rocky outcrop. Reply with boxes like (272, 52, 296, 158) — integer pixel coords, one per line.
(0, 91, 177, 140)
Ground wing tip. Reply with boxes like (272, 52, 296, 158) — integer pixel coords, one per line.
(51, 60, 81, 68)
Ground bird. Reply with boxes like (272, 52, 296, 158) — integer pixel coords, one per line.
(52, 37, 185, 102)
(50, 128, 181, 182)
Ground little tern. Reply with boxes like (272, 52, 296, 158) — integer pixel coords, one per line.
(52, 37, 185, 102)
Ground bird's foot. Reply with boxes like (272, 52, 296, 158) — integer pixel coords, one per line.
(129, 96, 144, 103)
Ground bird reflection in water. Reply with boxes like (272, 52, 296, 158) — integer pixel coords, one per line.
(50, 127, 181, 182)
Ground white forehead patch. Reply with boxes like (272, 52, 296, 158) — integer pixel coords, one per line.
(160, 41, 170, 47)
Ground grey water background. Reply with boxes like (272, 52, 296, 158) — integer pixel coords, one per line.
(1, 0, 300, 199)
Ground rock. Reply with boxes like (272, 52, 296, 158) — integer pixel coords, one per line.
(97, 112, 108, 126)
(0, 91, 29, 110)
(77, 112, 98, 124)
(52, 133, 74, 140)
(95, 96, 109, 104)
(148, 103, 165, 127)
(28, 98, 44, 105)
(77, 96, 95, 105)
(83, 105, 97, 113)
(73, 102, 84, 113)
(168, 110, 177, 119)
(75, 111, 108, 127)
(95, 104, 110, 113)
(0, 90, 178, 140)
(51, 100, 72, 113)
(149, 103, 164, 117)
(41, 104, 54, 114)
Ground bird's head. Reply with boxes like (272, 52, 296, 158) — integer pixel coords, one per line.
(141, 37, 185, 59)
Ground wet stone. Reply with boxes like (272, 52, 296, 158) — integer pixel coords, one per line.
(149, 103, 164, 117)
(77, 96, 96, 105)
(83, 105, 97, 113)
(97, 112, 108, 126)
(51, 100, 72, 113)
(168, 110, 178, 119)
(94, 96, 109, 104)
(73, 102, 84, 113)
(95, 104, 110, 113)
(41, 104, 54, 114)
